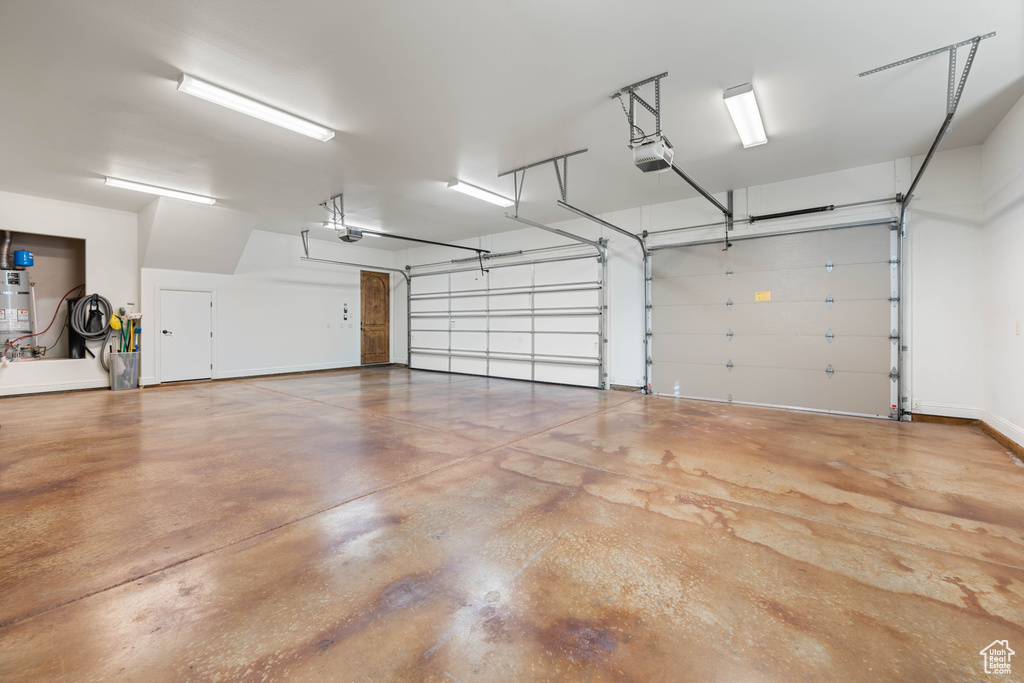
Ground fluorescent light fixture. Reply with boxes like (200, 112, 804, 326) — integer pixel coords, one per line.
(177, 73, 335, 142)
(447, 180, 514, 208)
(104, 177, 216, 205)
(723, 83, 767, 148)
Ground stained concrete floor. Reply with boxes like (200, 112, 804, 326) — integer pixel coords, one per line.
(1, 367, 1023, 682)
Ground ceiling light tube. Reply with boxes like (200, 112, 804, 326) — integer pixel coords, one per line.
(177, 73, 335, 142)
(104, 177, 216, 205)
(447, 180, 514, 208)
(723, 83, 767, 148)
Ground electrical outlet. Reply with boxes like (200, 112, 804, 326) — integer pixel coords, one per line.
(912, 399, 921, 411)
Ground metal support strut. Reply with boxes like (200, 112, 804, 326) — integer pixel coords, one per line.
(860, 31, 992, 420)
(498, 149, 589, 215)
(322, 193, 490, 272)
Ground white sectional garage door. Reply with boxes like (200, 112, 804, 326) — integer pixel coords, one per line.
(651, 223, 898, 417)
(409, 250, 605, 388)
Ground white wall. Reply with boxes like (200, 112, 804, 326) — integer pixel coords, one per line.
(905, 146, 986, 419)
(982, 93, 1024, 447)
(0, 191, 137, 396)
(140, 230, 403, 384)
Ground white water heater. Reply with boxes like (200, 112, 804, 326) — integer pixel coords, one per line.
(0, 270, 31, 334)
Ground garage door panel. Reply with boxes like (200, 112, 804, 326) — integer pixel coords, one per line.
(733, 368, 831, 410)
(410, 353, 448, 371)
(651, 304, 732, 335)
(536, 333, 598, 358)
(651, 224, 895, 416)
(411, 298, 448, 313)
(726, 264, 890, 302)
(535, 316, 599, 333)
(726, 227, 891, 271)
(451, 270, 486, 293)
(730, 302, 888, 336)
(490, 359, 532, 381)
(450, 317, 487, 331)
(535, 364, 599, 387)
(413, 317, 449, 331)
(491, 332, 531, 354)
(412, 330, 448, 350)
(489, 293, 531, 310)
(535, 290, 599, 309)
(827, 371, 893, 416)
(411, 256, 604, 388)
(450, 356, 488, 375)
(489, 266, 532, 289)
(726, 336, 890, 373)
(451, 330, 486, 352)
(653, 274, 730, 305)
(535, 259, 599, 286)
(652, 333, 731, 365)
(652, 361, 732, 400)
(411, 273, 449, 295)
(451, 295, 487, 312)
(491, 318, 531, 332)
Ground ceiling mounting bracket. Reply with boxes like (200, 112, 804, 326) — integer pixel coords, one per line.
(859, 32, 995, 129)
(859, 32, 995, 217)
(610, 72, 668, 146)
(498, 149, 589, 214)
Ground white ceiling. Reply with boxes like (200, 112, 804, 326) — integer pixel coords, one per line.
(1, 1, 1022, 248)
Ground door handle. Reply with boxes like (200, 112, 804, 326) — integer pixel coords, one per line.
(162, 329, 172, 336)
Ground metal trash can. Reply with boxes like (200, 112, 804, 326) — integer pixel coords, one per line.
(109, 351, 139, 390)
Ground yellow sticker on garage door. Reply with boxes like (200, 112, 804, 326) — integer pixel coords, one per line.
(755, 291, 771, 302)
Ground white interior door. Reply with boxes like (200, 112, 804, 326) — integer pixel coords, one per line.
(160, 290, 212, 382)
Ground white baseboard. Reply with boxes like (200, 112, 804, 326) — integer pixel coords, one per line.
(215, 361, 362, 381)
(915, 402, 982, 420)
(981, 410, 1024, 450)
(0, 378, 109, 396)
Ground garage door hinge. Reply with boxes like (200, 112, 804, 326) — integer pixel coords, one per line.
(826, 329, 834, 343)
(890, 256, 899, 268)
(890, 329, 899, 343)
(890, 367, 900, 382)
(726, 297, 733, 310)
(890, 293, 900, 307)
(826, 365, 835, 378)
(727, 359, 734, 372)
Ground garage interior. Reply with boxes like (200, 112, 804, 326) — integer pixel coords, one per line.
(1, 1, 1024, 680)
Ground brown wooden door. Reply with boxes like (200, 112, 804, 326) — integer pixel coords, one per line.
(360, 270, 390, 364)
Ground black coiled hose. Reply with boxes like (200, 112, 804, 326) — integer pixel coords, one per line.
(69, 293, 115, 371)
